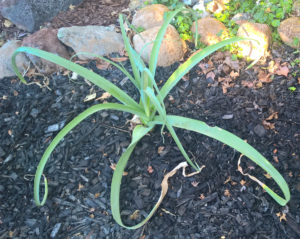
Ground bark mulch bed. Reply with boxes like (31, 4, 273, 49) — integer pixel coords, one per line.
(1, 0, 300, 238)
(0, 47, 299, 238)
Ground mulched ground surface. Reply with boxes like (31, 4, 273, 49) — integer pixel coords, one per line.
(1, 0, 300, 238)
(0, 47, 299, 238)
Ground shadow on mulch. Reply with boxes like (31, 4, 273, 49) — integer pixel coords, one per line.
(0, 46, 299, 238)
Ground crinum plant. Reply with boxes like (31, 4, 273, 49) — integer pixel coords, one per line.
(12, 8, 290, 229)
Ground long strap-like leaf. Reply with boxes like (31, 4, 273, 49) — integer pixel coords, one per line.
(165, 115, 290, 206)
(12, 47, 141, 110)
(160, 37, 247, 101)
(34, 103, 147, 206)
(111, 125, 156, 229)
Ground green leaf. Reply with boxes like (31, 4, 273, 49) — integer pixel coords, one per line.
(160, 37, 247, 100)
(165, 115, 290, 206)
(111, 124, 159, 229)
(12, 47, 141, 110)
(34, 103, 148, 205)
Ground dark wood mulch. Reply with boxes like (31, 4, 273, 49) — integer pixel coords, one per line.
(0, 46, 299, 238)
(1, 0, 300, 238)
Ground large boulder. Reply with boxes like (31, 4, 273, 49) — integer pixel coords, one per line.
(133, 25, 184, 67)
(237, 22, 272, 59)
(278, 17, 300, 49)
(22, 28, 70, 74)
(57, 25, 124, 60)
(191, 18, 228, 45)
(0, 0, 83, 32)
(0, 40, 30, 79)
(132, 4, 169, 30)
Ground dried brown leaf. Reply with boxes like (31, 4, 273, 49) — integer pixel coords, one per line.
(147, 166, 154, 174)
(129, 210, 140, 220)
(258, 70, 272, 83)
(206, 71, 215, 81)
(275, 65, 289, 77)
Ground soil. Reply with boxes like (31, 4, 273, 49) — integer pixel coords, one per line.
(0, 1, 300, 239)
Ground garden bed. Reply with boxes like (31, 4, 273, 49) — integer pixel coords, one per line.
(0, 46, 299, 238)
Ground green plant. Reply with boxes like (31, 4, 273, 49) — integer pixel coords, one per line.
(215, 0, 293, 42)
(12, 8, 290, 229)
(288, 86, 296, 92)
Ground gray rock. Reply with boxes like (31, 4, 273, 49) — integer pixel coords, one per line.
(0, 40, 30, 79)
(50, 223, 61, 238)
(30, 108, 40, 118)
(57, 25, 124, 60)
(0, 0, 83, 32)
(254, 124, 266, 137)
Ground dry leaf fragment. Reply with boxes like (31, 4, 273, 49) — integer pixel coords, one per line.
(224, 189, 231, 197)
(224, 176, 231, 184)
(157, 146, 165, 155)
(266, 112, 278, 121)
(77, 183, 84, 191)
(206, 71, 215, 81)
(94, 193, 100, 198)
(110, 163, 128, 176)
(199, 193, 205, 200)
(4, 19, 13, 28)
(258, 70, 272, 83)
(96, 60, 110, 70)
(240, 180, 246, 186)
(84, 93, 96, 102)
(96, 92, 111, 101)
(69, 4, 75, 10)
(273, 156, 279, 163)
(275, 65, 289, 77)
(262, 120, 275, 130)
(110, 57, 128, 62)
(264, 173, 272, 179)
(191, 181, 199, 187)
(129, 210, 140, 220)
(276, 212, 287, 222)
(139, 235, 146, 239)
(147, 166, 154, 174)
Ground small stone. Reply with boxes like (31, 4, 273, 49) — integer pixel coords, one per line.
(132, 4, 169, 30)
(278, 17, 300, 49)
(30, 108, 40, 118)
(110, 114, 119, 121)
(191, 18, 228, 45)
(100, 112, 109, 118)
(50, 223, 61, 238)
(57, 25, 124, 60)
(0, 40, 30, 79)
(133, 25, 184, 67)
(237, 22, 271, 59)
(222, 114, 233, 119)
(25, 218, 37, 227)
(45, 121, 65, 133)
(254, 124, 266, 137)
(22, 28, 70, 74)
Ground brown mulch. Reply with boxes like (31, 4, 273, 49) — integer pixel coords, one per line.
(0, 0, 130, 44)
(49, 0, 130, 28)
